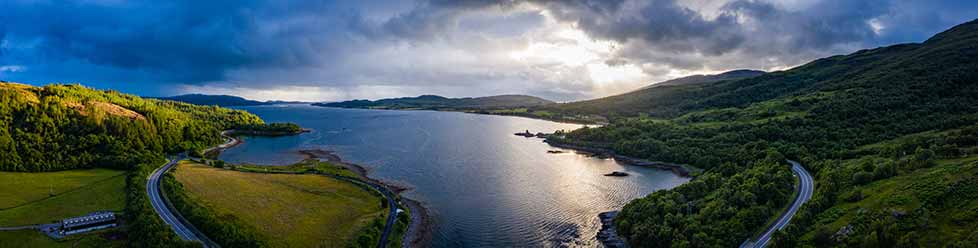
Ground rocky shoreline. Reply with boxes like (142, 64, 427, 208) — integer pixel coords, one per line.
(296, 149, 432, 248)
(401, 198, 433, 247)
(597, 211, 628, 248)
(201, 130, 244, 158)
(543, 140, 697, 177)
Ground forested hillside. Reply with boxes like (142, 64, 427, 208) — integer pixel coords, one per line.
(531, 69, 764, 118)
(547, 19, 978, 247)
(0, 82, 264, 171)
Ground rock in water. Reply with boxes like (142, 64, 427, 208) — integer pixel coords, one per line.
(603, 171, 629, 177)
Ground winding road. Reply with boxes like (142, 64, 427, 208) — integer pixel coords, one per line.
(147, 154, 209, 244)
(325, 174, 399, 248)
(744, 160, 814, 248)
(147, 132, 238, 247)
(361, 178, 398, 248)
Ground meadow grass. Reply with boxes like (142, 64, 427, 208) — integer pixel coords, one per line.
(0, 229, 125, 248)
(0, 169, 126, 226)
(235, 159, 361, 178)
(173, 161, 386, 247)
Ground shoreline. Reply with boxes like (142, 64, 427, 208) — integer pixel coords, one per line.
(201, 130, 243, 156)
(597, 211, 627, 248)
(296, 149, 433, 247)
(543, 139, 698, 178)
(401, 198, 433, 247)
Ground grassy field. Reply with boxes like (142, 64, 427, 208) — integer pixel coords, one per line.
(234, 159, 361, 178)
(173, 161, 386, 247)
(0, 229, 125, 248)
(0, 169, 126, 226)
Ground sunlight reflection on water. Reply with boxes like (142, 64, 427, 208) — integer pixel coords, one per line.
(221, 105, 689, 247)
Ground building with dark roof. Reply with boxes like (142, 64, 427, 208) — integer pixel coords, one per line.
(60, 212, 117, 235)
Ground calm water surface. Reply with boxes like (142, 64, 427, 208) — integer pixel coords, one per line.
(220, 105, 689, 247)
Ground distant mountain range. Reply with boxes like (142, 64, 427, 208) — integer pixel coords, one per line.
(315, 94, 555, 110)
(156, 94, 307, 107)
(310, 70, 765, 123)
(159, 70, 761, 112)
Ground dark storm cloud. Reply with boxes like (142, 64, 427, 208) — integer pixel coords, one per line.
(429, 0, 977, 70)
(0, 0, 346, 84)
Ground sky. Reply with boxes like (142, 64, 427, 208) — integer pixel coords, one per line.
(1, 0, 976, 102)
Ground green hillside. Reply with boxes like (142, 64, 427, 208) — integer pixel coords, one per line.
(0, 82, 264, 171)
(795, 125, 978, 247)
(534, 69, 764, 118)
(548, 19, 978, 247)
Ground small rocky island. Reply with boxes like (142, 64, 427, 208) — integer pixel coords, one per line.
(604, 171, 629, 177)
(514, 130, 534, 137)
(514, 130, 548, 138)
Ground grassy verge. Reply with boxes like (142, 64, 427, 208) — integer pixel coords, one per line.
(0, 169, 126, 226)
(0, 229, 126, 248)
(170, 161, 386, 247)
(387, 207, 410, 248)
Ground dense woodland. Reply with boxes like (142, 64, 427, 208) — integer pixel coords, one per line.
(0, 82, 264, 172)
(545, 19, 978, 247)
(234, 122, 304, 135)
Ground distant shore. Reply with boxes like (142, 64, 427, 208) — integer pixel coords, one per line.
(226, 128, 311, 137)
(296, 149, 433, 247)
(543, 139, 698, 177)
(310, 104, 606, 125)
